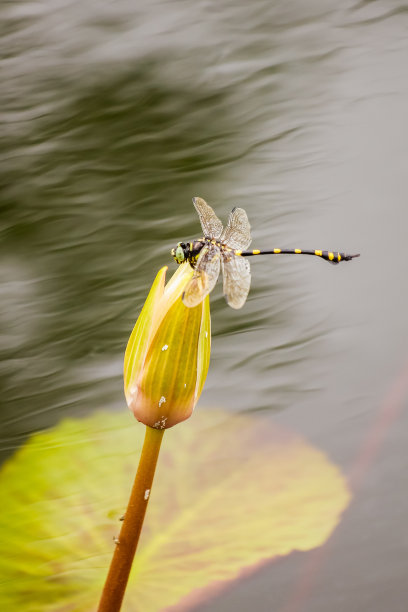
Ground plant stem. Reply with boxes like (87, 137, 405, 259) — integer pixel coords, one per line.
(97, 425, 165, 612)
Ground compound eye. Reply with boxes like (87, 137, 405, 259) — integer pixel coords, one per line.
(175, 245, 185, 263)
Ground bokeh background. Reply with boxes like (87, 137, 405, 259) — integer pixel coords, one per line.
(1, 0, 408, 611)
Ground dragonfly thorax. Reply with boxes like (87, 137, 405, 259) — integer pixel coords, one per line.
(171, 240, 206, 267)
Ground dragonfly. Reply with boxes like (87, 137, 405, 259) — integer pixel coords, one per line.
(171, 197, 360, 309)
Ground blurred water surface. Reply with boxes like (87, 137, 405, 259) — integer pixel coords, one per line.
(1, 0, 408, 610)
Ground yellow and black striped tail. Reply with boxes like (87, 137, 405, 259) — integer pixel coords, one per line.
(235, 248, 360, 265)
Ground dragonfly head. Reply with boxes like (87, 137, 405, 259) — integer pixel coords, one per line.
(171, 242, 188, 264)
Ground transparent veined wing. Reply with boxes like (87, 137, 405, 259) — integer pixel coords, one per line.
(193, 197, 223, 239)
(183, 243, 221, 308)
(220, 207, 251, 250)
(221, 252, 251, 309)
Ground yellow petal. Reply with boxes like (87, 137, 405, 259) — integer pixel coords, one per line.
(124, 266, 167, 401)
(131, 295, 203, 428)
(163, 261, 194, 304)
(195, 295, 211, 401)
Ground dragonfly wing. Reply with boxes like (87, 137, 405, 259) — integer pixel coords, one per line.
(193, 197, 223, 239)
(221, 252, 251, 309)
(183, 243, 221, 307)
(221, 207, 252, 250)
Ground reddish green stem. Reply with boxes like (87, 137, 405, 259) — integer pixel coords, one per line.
(97, 426, 165, 612)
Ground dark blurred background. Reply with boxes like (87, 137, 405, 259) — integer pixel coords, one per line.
(1, 0, 408, 610)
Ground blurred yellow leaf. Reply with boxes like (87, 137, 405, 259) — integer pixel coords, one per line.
(0, 410, 350, 611)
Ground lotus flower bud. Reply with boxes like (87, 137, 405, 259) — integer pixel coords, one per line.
(124, 265, 211, 429)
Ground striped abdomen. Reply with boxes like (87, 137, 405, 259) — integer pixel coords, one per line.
(235, 248, 360, 264)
